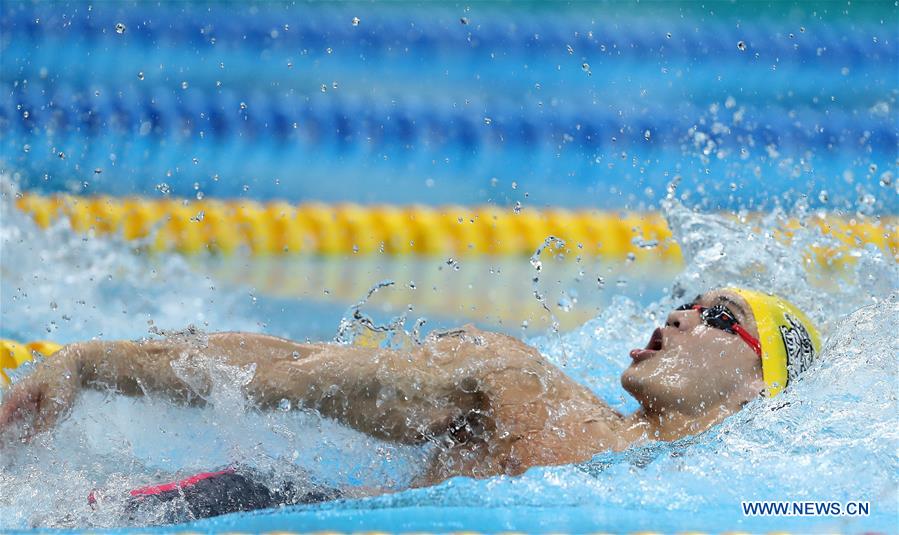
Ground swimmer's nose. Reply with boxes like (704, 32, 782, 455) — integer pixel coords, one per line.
(665, 308, 701, 331)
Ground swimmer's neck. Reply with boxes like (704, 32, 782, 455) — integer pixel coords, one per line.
(618, 403, 740, 444)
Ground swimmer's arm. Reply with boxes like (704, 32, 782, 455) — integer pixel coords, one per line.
(0, 334, 323, 440)
(0, 339, 197, 441)
(73, 333, 322, 403)
(1, 334, 463, 445)
(244, 345, 469, 444)
(66, 336, 469, 445)
(69, 340, 212, 404)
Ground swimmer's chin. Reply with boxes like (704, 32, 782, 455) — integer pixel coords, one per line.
(620, 366, 671, 411)
(620, 367, 646, 401)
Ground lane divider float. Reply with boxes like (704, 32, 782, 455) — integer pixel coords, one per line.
(13, 194, 897, 264)
(0, 339, 62, 384)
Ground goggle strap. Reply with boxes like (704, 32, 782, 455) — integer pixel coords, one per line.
(732, 323, 762, 357)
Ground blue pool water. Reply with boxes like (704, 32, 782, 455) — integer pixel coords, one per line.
(1, 1, 897, 532)
(1, 190, 896, 532)
(2, 2, 896, 212)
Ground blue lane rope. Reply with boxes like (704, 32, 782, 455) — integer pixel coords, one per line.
(2, 82, 895, 151)
(3, 3, 894, 65)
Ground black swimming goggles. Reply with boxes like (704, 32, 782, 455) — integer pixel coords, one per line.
(675, 303, 762, 357)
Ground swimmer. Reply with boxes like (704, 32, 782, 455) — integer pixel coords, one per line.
(0, 288, 820, 520)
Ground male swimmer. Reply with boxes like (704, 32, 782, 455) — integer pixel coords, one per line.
(0, 288, 820, 521)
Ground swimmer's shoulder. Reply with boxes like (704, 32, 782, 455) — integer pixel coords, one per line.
(424, 324, 547, 371)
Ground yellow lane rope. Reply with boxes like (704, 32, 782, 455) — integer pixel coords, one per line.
(13, 194, 678, 260)
(0, 339, 62, 384)
(15, 194, 896, 262)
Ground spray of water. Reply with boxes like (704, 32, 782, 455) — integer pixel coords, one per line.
(0, 173, 896, 529)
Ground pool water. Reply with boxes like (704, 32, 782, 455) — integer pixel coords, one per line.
(2, 1, 897, 532)
(1, 184, 896, 533)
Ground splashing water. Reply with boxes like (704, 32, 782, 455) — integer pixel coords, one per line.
(0, 175, 897, 530)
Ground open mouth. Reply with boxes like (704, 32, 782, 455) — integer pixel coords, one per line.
(629, 328, 663, 362)
(646, 328, 663, 350)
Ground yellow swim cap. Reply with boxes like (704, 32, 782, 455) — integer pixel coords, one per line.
(726, 288, 822, 397)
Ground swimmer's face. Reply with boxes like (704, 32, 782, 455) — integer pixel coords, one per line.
(621, 289, 765, 415)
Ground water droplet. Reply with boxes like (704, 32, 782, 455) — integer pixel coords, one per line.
(115, 22, 126, 34)
(483, 116, 492, 125)
(332, 81, 338, 89)
(57, 151, 65, 159)
(155, 182, 171, 195)
(818, 190, 829, 203)
(181, 81, 189, 90)
(666, 32, 672, 39)
(94, 168, 102, 174)
(859, 193, 876, 211)
(581, 62, 592, 76)
(511, 181, 518, 190)
(137, 71, 144, 80)
(278, 398, 292, 411)
(239, 102, 247, 110)
(321, 84, 327, 93)
(326, 47, 333, 54)
(22, 110, 29, 118)
(22, 144, 30, 153)
(879, 171, 893, 187)
(643, 129, 651, 140)
(190, 210, 205, 222)
(351, 16, 361, 26)
(566, 44, 574, 54)
(460, 17, 469, 25)
(737, 40, 746, 51)
(513, 201, 522, 214)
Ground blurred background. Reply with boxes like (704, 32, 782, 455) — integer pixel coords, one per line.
(1, 1, 896, 338)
